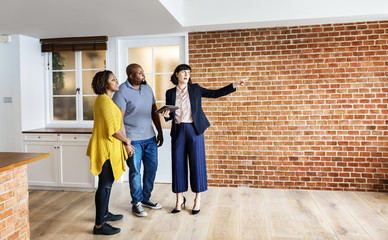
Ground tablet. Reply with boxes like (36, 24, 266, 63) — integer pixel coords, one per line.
(155, 105, 179, 114)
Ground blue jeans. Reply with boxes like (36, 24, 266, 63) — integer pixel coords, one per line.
(127, 136, 158, 205)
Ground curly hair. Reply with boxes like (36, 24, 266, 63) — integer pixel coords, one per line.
(170, 64, 192, 85)
(91, 70, 113, 95)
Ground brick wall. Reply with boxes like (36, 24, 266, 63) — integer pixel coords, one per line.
(0, 165, 30, 239)
(188, 21, 388, 191)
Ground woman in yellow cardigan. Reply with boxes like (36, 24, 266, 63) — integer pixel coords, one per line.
(87, 70, 134, 235)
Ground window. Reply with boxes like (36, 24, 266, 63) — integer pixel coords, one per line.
(49, 50, 106, 124)
(127, 46, 179, 128)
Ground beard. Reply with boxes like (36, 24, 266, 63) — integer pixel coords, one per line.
(141, 79, 147, 85)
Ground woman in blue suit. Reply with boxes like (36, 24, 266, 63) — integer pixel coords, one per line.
(161, 64, 247, 214)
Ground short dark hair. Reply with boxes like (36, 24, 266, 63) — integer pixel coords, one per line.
(126, 63, 141, 78)
(126, 63, 147, 85)
(170, 64, 192, 85)
(91, 70, 113, 95)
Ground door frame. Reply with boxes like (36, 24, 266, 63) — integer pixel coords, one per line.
(114, 33, 188, 183)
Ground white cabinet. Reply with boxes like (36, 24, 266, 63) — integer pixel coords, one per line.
(23, 141, 58, 187)
(23, 133, 96, 191)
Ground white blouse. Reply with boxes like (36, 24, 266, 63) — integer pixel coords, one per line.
(175, 86, 193, 124)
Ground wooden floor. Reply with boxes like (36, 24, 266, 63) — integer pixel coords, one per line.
(29, 183, 388, 240)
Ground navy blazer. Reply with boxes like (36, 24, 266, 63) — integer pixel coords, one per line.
(165, 83, 236, 137)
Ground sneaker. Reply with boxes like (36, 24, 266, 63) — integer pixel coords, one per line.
(104, 212, 123, 222)
(93, 223, 120, 235)
(132, 202, 148, 217)
(141, 200, 162, 210)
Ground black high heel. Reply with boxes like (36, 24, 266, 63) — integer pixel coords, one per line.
(192, 198, 200, 215)
(192, 209, 200, 215)
(171, 196, 186, 213)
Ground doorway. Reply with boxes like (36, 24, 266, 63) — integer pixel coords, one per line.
(116, 34, 187, 183)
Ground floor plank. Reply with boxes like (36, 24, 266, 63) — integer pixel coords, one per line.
(334, 191, 388, 240)
(240, 187, 270, 240)
(310, 191, 372, 240)
(356, 192, 388, 222)
(28, 183, 388, 240)
(263, 189, 304, 239)
(287, 191, 337, 240)
(207, 188, 240, 240)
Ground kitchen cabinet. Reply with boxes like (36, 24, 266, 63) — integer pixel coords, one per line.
(23, 133, 96, 191)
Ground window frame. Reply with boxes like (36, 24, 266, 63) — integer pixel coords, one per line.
(45, 50, 108, 127)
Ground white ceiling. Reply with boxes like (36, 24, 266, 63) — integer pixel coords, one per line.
(0, 0, 387, 39)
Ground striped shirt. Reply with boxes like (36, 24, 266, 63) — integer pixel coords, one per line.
(175, 86, 193, 124)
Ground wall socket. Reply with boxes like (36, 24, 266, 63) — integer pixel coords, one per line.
(3, 97, 12, 103)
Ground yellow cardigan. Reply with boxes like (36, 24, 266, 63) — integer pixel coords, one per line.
(86, 94, 127, 181)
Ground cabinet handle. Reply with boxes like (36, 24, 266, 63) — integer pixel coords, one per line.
(74, 137, 77, 139)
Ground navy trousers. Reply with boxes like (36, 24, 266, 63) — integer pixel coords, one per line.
(172, 123, 208, 193)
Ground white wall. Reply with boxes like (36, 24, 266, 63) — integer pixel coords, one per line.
(0, 35, 44, 152)
(0, 35, 22, 151)
(19, 35, 45, 131)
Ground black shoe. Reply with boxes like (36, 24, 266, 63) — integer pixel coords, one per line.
(192, 197, 200, 215)
(171, 196, 186, 214)
(192, 209, 200, 215)
(132, 202, 148, 217)
(141, 200, 162, 209)
(93, 223, 120, 235)
(171, 208, 180, 213)
(104, 212, 123, 222)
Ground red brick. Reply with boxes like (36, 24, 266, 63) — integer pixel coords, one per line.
(190, 20, 388, 192)
(0, 208, 12, 220)
(0, 225, 15, 239)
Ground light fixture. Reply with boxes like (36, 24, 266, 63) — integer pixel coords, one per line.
(0, 35, 11, 43)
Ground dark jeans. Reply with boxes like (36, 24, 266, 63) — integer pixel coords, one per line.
(95, 160, 114, 225)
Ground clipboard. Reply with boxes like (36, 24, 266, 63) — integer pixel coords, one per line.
(155, 105, 179, 114)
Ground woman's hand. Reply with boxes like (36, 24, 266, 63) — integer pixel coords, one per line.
(123, 138, 135, 157)
(161, 109, 170, 118)
(233, 78, 248, 88)
(125, 144, 135, 157)
(123, 137, 131, 147)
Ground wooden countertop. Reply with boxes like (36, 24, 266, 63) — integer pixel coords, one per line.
(22, 128, 92, 134)
(0, 152, 50, 172)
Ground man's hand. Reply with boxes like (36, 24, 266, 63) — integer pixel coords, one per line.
(157, 133, 164, 147)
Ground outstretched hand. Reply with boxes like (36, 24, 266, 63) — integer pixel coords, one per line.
(234, 78, 248, 88)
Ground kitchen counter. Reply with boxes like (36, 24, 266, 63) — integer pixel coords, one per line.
(0, 152, 49, 239)
(22, 127, 92, 134)
(0, 152, 50, 172)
